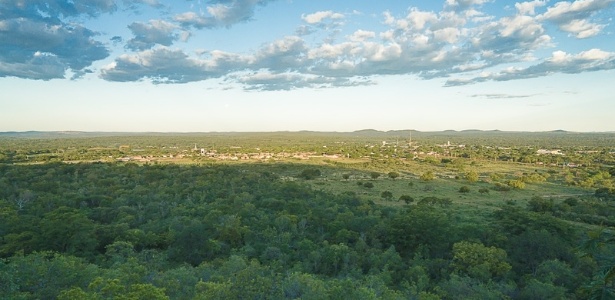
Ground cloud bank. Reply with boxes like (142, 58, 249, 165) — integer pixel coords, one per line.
(0, 0, 114, 79)
(2, 0, 615, 90)
(174, 0, 277, 29)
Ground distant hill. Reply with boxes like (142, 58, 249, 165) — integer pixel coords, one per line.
(0, 131, 130, 138)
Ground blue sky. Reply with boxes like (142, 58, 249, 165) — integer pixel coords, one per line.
(1, 0, 614, 132)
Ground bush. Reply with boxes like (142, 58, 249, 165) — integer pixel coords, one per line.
(298, 168, 321, 180)
(363, 182, 374, 188)
(527, 196, 553, 213)
(418, 197, 452, 207)
(465, 171, 479, 182)
(478, 188, 490, 194)
(420, 171, 435, 181)
(492, 183, 511, 192)
(595, 187, 614, 200)
(369, 172, 381, 179)
(387, 172, 399, 179)
(490, 173, 503, 182)
(563, 197, 578, 206)
(399, 195, 414, 204)
(507, 180, 526, 189)
(381, 191, 393, 200)
(521, 173, 546, 184)
(459, 186, 470, 193)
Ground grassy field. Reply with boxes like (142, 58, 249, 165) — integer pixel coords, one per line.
(259, 159, 596, 215)
(47, 150, 596, 216)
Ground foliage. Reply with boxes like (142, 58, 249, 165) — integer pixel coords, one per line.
(387, 172, 400, 179)
(381, 191, 393, 200)
(417, 197, 452, 207)
(595, 187, 615, 200)
(451, 241, 511, 281)
(386, 205, 455, 258)
(420, 171, 435, 181)
(492, 182, 511, 191)
(578, 229, 615, 299)
(520, 173, 547, 184)
(298, 168, 322, 180)
(458, 186, 470, 193)
(490, 173, 503, 182)
(527, 196, 554, 213)
(507, 179, 526, 189)
(399, 195, 414, 204)
(0, 151, 609, 299)
(465, 171, 479, 182)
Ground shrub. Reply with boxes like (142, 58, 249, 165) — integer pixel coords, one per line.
(563, 197, 578, 206)
(399, 195, 414, 204)
(459, 186, 470, 193)
(595, 187, 614, 200)
(507, 180, 526, 189)
(492, 183, 511, 192)
(465, 171, 479, 182)
(420, 171, 435, 181)
(298, 168, 321, 180)
(418, 197, 452, 207)
(387, 172, 399, 179)
(521, 173, 546, 184)
(527, 196, 554, 213)
(490, 173, 503, 182)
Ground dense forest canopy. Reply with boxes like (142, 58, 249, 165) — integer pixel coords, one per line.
(1, 131, 614, 299)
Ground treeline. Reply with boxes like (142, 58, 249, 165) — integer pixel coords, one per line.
(0, 163, 614, 299)
(2, 131, 614, 168)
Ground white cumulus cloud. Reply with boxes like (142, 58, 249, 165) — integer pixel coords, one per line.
(540, 0, 614, 38)
(302, 11, 344, 24)
(126, 20, 183, 50)
(515, 0, 547, 15)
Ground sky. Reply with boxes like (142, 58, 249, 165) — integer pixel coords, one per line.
(1, 0, 614, 132)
